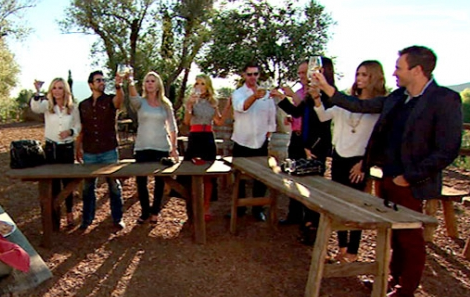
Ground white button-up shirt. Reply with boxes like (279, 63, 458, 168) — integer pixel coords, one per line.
(31, 98, 81, 144)
(231, 84, 276, 149)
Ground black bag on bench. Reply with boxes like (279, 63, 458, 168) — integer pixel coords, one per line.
(10, 140, 46, 169)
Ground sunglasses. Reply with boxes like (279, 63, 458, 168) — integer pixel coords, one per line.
(246, 72, 259, 77)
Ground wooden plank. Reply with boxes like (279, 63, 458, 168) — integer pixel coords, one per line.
(305, 214, 332, 297)
(323, 262, 376, 278)
(237, 197, 272, 207)
(0, 207, 52, 295)
(268, 189, 279, 230)
(371, 227, 392, 297)
(191, 176, 205, 244)
(230, 157, 437, 230)
(38, 180, 52, 248)
(53, 178, 83, 209)
(442, 200, 459, 239)
(424, 199, 439, 242)
(462, 237, 470, 260)
(230, 171, 242, 234)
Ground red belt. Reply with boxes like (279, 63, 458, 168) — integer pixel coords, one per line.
(190, 124, 212, 132)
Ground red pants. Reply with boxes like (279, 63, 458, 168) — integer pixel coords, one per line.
(377, 177, 425, 297)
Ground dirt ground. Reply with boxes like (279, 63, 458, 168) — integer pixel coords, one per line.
(0, 121, 469, 297)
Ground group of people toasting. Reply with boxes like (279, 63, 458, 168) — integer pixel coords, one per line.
(31, 45, 462, 297)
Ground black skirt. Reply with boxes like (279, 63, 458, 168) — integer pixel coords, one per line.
(184, 132, 217, 161)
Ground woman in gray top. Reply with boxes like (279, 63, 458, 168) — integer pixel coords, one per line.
(183, 74, 230, 220)
(128, 71, 178, 224)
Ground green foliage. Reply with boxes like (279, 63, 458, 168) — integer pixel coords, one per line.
(60, 0, 215, 111)
(0, 0, 36, 40)
(216, 87, 234, 99)
(15, 88, 34, 107)
(197, 0, 334, 84)
(461, 88, 470, 123)
(0, 40, 19, 107)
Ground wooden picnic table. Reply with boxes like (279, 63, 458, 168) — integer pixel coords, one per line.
(6, 159, 231, 248)
(226, 157, 438, 297)
(0, 205, 52, 295)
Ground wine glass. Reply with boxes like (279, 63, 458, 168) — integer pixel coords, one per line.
(34, 79, 44, 91)
(117, 64, 127, 78)
(259, 78, 274, 100)
(307, 56, 323, 85)
(193, 87, 201, 104)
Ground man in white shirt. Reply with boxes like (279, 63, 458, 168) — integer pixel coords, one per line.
(231, 62, 276, 221)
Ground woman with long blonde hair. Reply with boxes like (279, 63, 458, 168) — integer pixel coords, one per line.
(183, 74, 230, 220)
(313, 60, 387, 262)
(128, 71, 179, 224)
(30, 78, 81, 226)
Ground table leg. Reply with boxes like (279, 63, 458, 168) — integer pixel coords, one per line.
(371, 227, 392, 297)
(38, 180, 53, 248)
(305, 214, 332, 297)
(230, 171, 242, 234)
(463, 237, 470, 259)
(268, 188, 278, 229)
(192, 176, 206, 244)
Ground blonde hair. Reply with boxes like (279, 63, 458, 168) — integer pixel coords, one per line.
(351, 60, 387, 98)
(142, 71, 174, 115)
(46, 78, 74, 114)
(195, 74, 218, 107)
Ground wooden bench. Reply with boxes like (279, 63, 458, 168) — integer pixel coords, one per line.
(0, 206, 52, 295)
(226, 157, 437, 297)
(6, 160, 231, 247)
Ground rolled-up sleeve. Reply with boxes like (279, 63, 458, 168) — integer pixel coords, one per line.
(71, 106, 82, 137)
(232, 88, 250, 113)
(165, 105, 178, 134)
(268, 100, 277, 132)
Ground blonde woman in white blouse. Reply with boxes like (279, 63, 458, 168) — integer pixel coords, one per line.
(31, 78, 81, 227)
(313, 60, 386, 263)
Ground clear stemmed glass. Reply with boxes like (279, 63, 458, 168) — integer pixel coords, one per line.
(307, 56, 323, 85)
(117, 64, 127, 78)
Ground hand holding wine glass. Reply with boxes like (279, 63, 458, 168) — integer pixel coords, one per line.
(307, 56, 322, 86)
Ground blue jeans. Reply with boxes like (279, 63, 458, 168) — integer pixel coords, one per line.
(82, 149, 123, 226)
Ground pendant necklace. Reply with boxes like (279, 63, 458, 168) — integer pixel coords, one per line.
(348, 112, 364, 133)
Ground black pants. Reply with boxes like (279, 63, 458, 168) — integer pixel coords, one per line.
(45, 141, 75, 213)
(233, 140, 268, 214)
(331, 150, 366, 254)
(135, 149, 169, 218)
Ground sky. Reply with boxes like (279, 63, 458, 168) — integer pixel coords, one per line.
(6, 0, 470, 98)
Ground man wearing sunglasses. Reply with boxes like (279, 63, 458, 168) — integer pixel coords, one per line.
(231, 62, 277, 221)
(75, 70, 126, 231)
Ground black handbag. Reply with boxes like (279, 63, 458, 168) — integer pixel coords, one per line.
(10, 140, 46, 169)
(280, 158, 325, 176)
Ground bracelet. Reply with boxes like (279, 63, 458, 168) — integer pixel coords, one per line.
(69, 129, 74, 136)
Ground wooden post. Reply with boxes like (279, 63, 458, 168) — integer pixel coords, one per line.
(462, 237, 470, 260)
(38, 180, 53, 248)
(191, 176, 205, 244)
(305, 214, 332, 297)
(372, 227, 392, 297)
(442, 200, 459, 239)
(230, 171, 242, 234)
(424, 199, 438, 242)
(268, 189, 278, 230)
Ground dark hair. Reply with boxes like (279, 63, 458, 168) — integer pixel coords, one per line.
(321, 57, 335, 86)
(398, 46, 436, 79)
(351, 60, 387, 98)
(242, 61, 260, 73)
(88, 70, 104, 83)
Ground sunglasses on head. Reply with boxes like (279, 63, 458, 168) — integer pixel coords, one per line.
(246, 72, 259, 77)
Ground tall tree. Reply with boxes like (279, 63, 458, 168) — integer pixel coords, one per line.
(0, 0, 36, 40)
(59, 0, 214, 110)
(198, 0, 334, 83)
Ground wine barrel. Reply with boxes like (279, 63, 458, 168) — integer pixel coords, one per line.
(268, 132, 291, 162)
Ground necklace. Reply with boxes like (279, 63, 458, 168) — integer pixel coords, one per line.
(347, 112, 364, 133)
